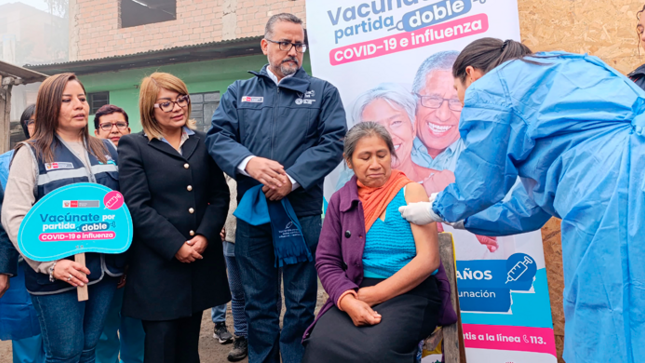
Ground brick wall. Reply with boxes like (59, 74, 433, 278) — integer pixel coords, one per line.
(70, 0, 306, 61)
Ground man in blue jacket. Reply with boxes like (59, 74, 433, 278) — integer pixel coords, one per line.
(0, 188, 18, 297)
(0, 105, 45, 363)
(206, 13, 347, 363)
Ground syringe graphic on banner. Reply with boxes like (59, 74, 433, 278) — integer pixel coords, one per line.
(105, 194, 122, 209)
(103, 191, 125, 211)
(506, 256, 534, 284)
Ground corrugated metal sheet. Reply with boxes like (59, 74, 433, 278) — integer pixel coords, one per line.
(0, 60, 48, 84)
(24, 36, 264, 75)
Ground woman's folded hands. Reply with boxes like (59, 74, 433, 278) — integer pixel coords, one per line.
(339, 293, 382, 327)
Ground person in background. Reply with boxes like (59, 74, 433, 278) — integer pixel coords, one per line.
(119, 72, 230, 363)
(302, 122, 450, 362)
(0, 105, 35, 188)
(2, 73, 124, 363)
(211, 175, 248, 362)
(0, 188, 17, 298)
(206, 13, 346, 363)
(92, 104, 145, 363)
(93, 104, 132, 147)
(629, 4, 645, 89)
(0, 104, 45, 363)
(211, 301, 233, 344)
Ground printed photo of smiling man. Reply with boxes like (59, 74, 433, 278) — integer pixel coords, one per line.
(409, 50, 463, 193)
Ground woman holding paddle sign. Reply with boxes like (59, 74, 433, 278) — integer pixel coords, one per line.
(1, 73, 125, 363)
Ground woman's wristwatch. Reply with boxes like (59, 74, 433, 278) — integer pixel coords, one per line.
(48, 261, 57, 282)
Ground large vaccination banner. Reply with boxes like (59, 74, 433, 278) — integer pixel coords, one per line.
(305, 1, 557, 362)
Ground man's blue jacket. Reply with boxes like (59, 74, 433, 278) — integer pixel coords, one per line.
(0, 187, 18, 276)
(206, 65, 347, 217)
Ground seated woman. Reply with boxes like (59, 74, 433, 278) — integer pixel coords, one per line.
(302, 122, 446, 363)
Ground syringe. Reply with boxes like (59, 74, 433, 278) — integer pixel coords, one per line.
(505, 256, 534, 284)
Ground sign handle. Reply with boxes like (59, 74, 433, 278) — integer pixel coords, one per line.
(75, 253, 89, 301)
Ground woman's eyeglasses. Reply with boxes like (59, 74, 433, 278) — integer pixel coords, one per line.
(99, 122, 129, 131)
(154, 95, 190, 113)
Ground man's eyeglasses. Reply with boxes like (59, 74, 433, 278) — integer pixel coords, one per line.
(415, 94, 463, 112)
(154, 95, 190, 113)
(265, 39, 307, 54)
(99, 122, 129, 131)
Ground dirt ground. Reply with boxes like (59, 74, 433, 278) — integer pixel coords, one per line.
(0, 284, 326, 363)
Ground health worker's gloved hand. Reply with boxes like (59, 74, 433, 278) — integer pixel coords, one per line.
(398, 202, 444, 225)
(429, 192, 440, 203)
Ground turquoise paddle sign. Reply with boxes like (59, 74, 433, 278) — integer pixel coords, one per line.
(18, 183, 133, 262)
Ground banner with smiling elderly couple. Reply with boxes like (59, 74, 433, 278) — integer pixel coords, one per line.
(306, 0, 556, 362)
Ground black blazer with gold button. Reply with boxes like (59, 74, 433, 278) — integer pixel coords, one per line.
(118, 130, 231, 321)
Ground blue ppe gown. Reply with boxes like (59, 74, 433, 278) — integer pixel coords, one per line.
(432, 52, 645, 363)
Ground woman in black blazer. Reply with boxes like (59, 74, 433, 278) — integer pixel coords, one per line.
(118, 72, 230, 363)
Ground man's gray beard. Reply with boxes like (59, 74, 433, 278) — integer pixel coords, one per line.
(280, 63, 299, 76)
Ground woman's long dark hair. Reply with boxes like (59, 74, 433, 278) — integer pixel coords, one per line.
(637, 5, 645, 54)
(452, 38, 533, 81)
(18, 73, 107, 164)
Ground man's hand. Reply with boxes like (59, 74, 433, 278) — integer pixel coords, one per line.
(475, 235, 499, 252)
(356, 286, 383, 307)
(262, 178, 293, 201)
(220, 228, 226, 242)
(0, 274, 9, 298)
(175, 243, 203, 263)
(246, 157, 288, 190)
(117, 274, 127, 289)
(340, 295, 382, 327)
(117, 266, 130, 288)
(186, 235, 209, 254)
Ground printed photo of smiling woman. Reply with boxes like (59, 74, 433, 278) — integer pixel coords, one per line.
(351, 83, 439, 183)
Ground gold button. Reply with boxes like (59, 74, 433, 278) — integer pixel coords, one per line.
(189, 208, 195, 214)
(184, 163, 189, 169)
(189, 230, 195, 236)
(187, 185, 193, 192)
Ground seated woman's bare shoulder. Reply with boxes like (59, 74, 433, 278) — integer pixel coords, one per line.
(404, 182, 429, 204)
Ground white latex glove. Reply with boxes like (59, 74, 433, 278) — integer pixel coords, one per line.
(429, 192, 439, 204)
(398, 202, 444, 225)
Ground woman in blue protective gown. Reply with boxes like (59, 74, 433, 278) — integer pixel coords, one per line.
(398, 37, 645, 363)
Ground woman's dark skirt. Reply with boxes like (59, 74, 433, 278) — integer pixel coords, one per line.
(302, 276, 442, 363)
